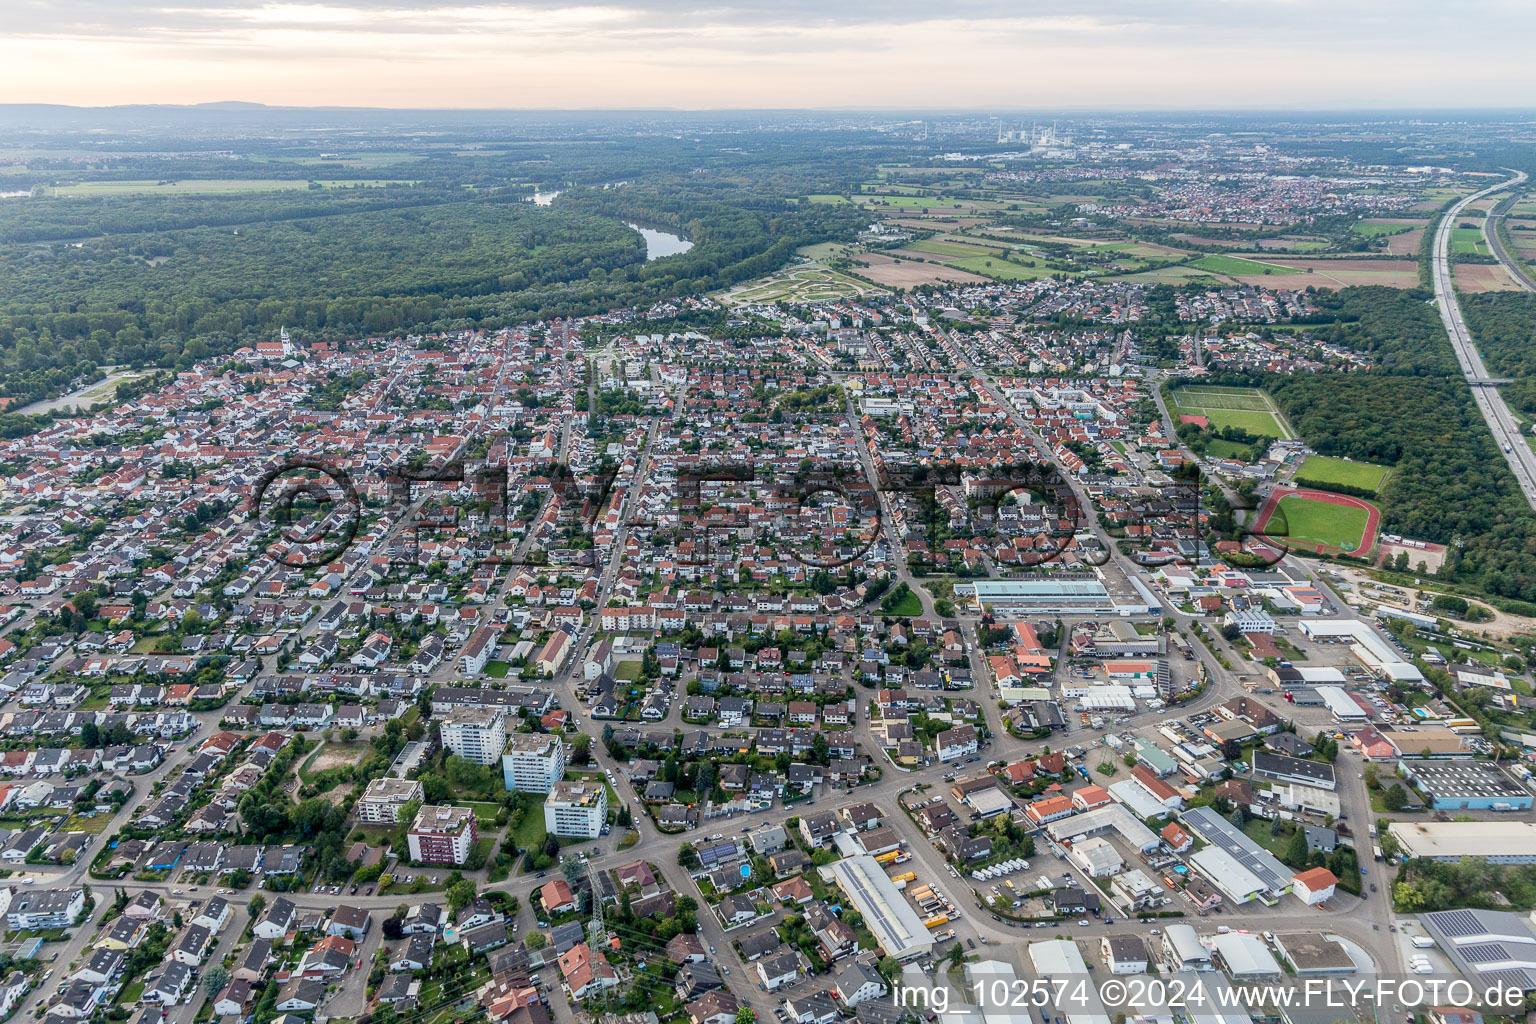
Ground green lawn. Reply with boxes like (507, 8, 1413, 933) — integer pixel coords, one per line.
(882, 592, 924, 616)
(1297, 455, 1389, 492)
(806, 194, 852, 204)
(462, 800, 505, 825)
(1272, 494, 1373, 552)
(1192, 254, 1301, 275)
(1170, 386, 1292, 439)
(508, 796, 549, 850)
(484, 660, 511, 678)
(613, 660, 643, 681)
(1203, 438, 1254, 460)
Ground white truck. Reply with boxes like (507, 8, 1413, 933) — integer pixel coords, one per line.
(1412, 936, 1436, 949)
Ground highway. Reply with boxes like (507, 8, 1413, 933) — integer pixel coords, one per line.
(1428, 170, 1536, 507)
(1484, 186, 1536, 292)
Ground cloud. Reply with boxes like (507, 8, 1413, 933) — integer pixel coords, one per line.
(2, 1, 1534, 108)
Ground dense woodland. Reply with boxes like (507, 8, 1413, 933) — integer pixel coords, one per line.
(1460, 291, 1536, 415)
(0, 128, 880, 398)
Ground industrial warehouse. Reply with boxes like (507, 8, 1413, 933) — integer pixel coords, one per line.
(820, 855, 935, 962)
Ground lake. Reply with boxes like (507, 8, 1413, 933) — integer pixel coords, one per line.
(626, 222, 693, 260)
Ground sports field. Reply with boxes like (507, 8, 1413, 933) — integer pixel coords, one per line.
(1255, 488, 1380, 555)
(1295, 455, 1389, 493)
(1168, 386, 1292, 438)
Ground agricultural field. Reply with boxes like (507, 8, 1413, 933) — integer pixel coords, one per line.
(1296, 455, 1389, 493)
(1253, 237, 1333, 252)
(1450, 227, 1491, 256)
(1452, 263, 1524, 292)
(852, 252, 987, 288)
(1191, 254, 1302, 276)
(1169, 385, 1293, 438)
(944, 256, 1050, 281)
(1229, 258, 1420, 288)
(1385, 229, 1426, 256)
(903, 237, 1006, 259)
(1352, 221, 1417, 238)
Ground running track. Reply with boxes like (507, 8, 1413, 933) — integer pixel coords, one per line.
(1252, 487, 1381, 557)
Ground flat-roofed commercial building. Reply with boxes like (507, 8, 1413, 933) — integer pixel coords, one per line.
(1419, 908, 1536, 991)
(1396, 759, 1533, 810)
(958, 577, 1156, 616)
(501, 732, 566, 793)
(820, 856, 933, 962)
(1179, 807, 1292, 904)
(544, 779, 606, 838)
(1252, 751, 1336, 791)
(1211, 932, 1282, 982)
(1388, 821, 1536, 864)
(1272, 934, 1357, 975)
(1047, 803, 1160, 854)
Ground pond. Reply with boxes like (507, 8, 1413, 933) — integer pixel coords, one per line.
(626, 222, 693, 260)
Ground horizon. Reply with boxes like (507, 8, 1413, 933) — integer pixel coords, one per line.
(6, 1, 1536, 110)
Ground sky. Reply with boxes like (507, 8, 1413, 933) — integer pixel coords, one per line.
(4, 0, 1535, 110)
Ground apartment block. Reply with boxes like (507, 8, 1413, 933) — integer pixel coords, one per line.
(544, 780, 607, 838)
(501, 732, 566, 793)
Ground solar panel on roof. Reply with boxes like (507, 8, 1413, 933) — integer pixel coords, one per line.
(1480, 968, 1536, 990)
(1431, 909, 1484, 938)
(1460, 942, 1511, 964)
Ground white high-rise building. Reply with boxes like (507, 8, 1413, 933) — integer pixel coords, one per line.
(438, 706, 506, 766)
(501, 733, 566, 793)
(544, 779, 607, 838)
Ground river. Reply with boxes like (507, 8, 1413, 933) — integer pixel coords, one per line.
(626, 222, 693, 260)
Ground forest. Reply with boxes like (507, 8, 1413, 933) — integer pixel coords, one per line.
(1460, 291, 1536, 415)
(1204, 286, 1536, 604)
(0, 130, 877, 398)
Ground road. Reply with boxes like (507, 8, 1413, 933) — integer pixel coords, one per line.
(1429, 170, 1536, 507)
(1483, 187, 1536, 292)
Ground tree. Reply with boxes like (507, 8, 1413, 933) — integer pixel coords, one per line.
(1383, 784, 1409, 812)
(447, 878, 477, 912)
(677, 843, 699, 870)
(1284, 825, 1309, 868)
(735, 1007, 757, 1024)
(202, 965, 229, 995)
(525, 930, 547, 950)
(248, 893, 266, 917)
(1227, 806, 1246, 829)
(560, 855, 585, 888)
